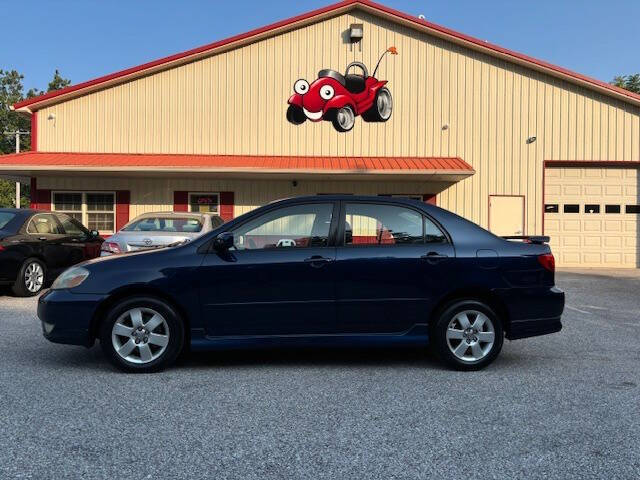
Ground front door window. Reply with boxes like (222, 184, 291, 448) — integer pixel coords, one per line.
(232, 203, 334, 250)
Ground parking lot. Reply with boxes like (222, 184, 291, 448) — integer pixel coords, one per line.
(0, 270, 638, 479)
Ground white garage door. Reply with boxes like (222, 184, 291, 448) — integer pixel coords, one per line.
(544, 167, 639, 267)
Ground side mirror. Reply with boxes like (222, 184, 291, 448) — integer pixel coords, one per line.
(213, 232, 234, 251)
(90, 230, 100, 237)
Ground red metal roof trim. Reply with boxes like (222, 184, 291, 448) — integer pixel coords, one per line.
(0, 152, 474, 172)
(12, 0, 640, 112)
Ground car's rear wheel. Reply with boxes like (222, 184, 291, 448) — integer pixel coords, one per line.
(12, 258, 46, 297)
(99, 296, 184, 373)
(286, 105, 306, 125)
(331, 105, 356, 132)
(362, 87, 393, 122)
(431, 300, 503, 371)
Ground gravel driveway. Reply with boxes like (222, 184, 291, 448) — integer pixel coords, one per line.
(1, 270, 638, 479)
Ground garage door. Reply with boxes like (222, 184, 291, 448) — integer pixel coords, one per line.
(544, 167, 639, 267)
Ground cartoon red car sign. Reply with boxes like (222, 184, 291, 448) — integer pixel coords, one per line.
(287, 47, 398, 132)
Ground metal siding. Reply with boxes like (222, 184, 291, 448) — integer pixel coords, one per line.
(37, 176, 453, 221)
(35, 9, 640, 236)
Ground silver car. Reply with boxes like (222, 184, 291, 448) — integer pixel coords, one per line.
(101, 212, 223, 256)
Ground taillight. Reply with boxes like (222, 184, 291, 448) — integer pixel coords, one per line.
(0, 245, 5, 251)
(538, 253, 555, 272)
(101, 241, 121, 254)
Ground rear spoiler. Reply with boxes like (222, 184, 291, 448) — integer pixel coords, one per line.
(502, 235, 550, 244)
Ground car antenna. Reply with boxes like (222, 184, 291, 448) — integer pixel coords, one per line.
(372, 46, 398, 78)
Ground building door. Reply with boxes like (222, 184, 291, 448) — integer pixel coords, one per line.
(489, 196, 525, 236)
(544, 166, 639, 267)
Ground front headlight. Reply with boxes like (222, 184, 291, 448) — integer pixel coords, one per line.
(51, 267, 90, 290)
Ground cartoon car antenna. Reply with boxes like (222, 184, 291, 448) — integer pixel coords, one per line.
(286, 46, 398, 132)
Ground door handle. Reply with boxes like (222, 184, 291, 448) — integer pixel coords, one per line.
(420, 251, 449, 264)
(38, 237, 47, 241)
(304, 256, 333, 268)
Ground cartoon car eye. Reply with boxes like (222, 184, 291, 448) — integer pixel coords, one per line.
(294, 79, 309, 95)
(319, 85, 335, 100)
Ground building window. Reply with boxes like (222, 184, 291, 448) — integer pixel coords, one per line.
(52, 191, 115, 233)
(563, 204, 579, 213)
(605, 204, 621, 214)
(584, 204, 600, 214)
(544, 204, 559, 213)
(189, 192, 219, 213)
(626, 205, 640, 214)
(52, 192, 83, 222)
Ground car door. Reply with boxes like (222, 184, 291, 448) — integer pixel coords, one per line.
(54, 213, 102, 265)
(25, 213, 70, 275)
(333, 201, 454, 334)
(198, 201, 339, 337)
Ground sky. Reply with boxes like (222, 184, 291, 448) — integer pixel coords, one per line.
(2, 0, 639, 93)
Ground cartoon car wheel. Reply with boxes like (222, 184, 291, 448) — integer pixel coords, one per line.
(286, 105, 306, 125)
(362, 87, 393, 122)
(331, 105, 356, 132)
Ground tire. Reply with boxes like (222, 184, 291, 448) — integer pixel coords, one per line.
(12, 258, 46, 297)
(99, 296, 185, 373)
(430, 300, 503, 371)
(286, 105, 306, 125)
(362, 87, 393, 122)
(331, 105, 356, 132)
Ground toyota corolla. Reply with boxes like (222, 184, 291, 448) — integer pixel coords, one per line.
(38, 195, 565, 373)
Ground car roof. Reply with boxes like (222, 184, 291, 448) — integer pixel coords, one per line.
(0, 208, 47, 217)
(268, 195, 431, 208)
(131, 211, 219, 219)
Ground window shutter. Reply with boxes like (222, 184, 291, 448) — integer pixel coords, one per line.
(174, 191, 188, 212)
(115, 190, 130, 231)
(30, 178, 51, 210)
(423, 194, 437, 205)
(220, 192, 234, 221)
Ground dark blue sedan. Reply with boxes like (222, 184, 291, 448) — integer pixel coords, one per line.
(38, 195, 564, 372)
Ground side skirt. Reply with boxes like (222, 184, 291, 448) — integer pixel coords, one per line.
(190, 324, 430, 352)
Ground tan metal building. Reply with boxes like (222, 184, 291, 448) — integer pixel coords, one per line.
(3, 0, 640, 267)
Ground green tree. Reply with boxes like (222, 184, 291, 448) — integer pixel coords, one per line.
(47, 69, 71, 92)
(0, 69, 71, 207)
(612, 74, 640, 94)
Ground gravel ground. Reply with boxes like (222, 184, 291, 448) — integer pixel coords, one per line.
(0, 270, 639, 479)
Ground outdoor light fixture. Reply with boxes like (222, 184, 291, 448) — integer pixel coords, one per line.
(349, 23, 363, 42)
(526, 136, 537, 144)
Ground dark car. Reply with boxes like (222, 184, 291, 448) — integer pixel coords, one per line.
(37, 196, 564, 373)
(0, 208, 103, 296)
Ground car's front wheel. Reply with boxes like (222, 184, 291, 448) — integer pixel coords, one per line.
(12, 258, 46, 297)
(99, 296, 185, 373)
(331, 105, 356, 132)
(431, 300, 503, 371)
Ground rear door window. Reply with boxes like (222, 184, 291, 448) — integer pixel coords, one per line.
(343, 203, 424, 245)
(27, 214, 62, 235)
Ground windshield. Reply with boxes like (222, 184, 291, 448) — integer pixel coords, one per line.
(122, 216, 203, 233)
(0, 212, 16, 230)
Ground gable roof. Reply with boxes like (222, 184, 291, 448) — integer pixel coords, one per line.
(12, 0, 640, 113)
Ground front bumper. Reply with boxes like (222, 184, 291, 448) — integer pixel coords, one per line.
(38, 289, 107, 347)
(494, 286, 565, 340)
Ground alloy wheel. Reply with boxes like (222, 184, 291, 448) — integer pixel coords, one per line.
(111, 308, 170, 364)
(24, 262, 44, 293)
(445, 310, 496, 363)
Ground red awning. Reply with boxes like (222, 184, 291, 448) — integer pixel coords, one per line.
(0, 152, 474, 181)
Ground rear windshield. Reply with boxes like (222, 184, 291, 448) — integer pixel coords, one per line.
(0, 212, 16, 230)
(122, 217, 203, 233)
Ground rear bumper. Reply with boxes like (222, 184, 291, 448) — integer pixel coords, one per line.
(494, 286, 565, 340)
(38, 289, 107, 347)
